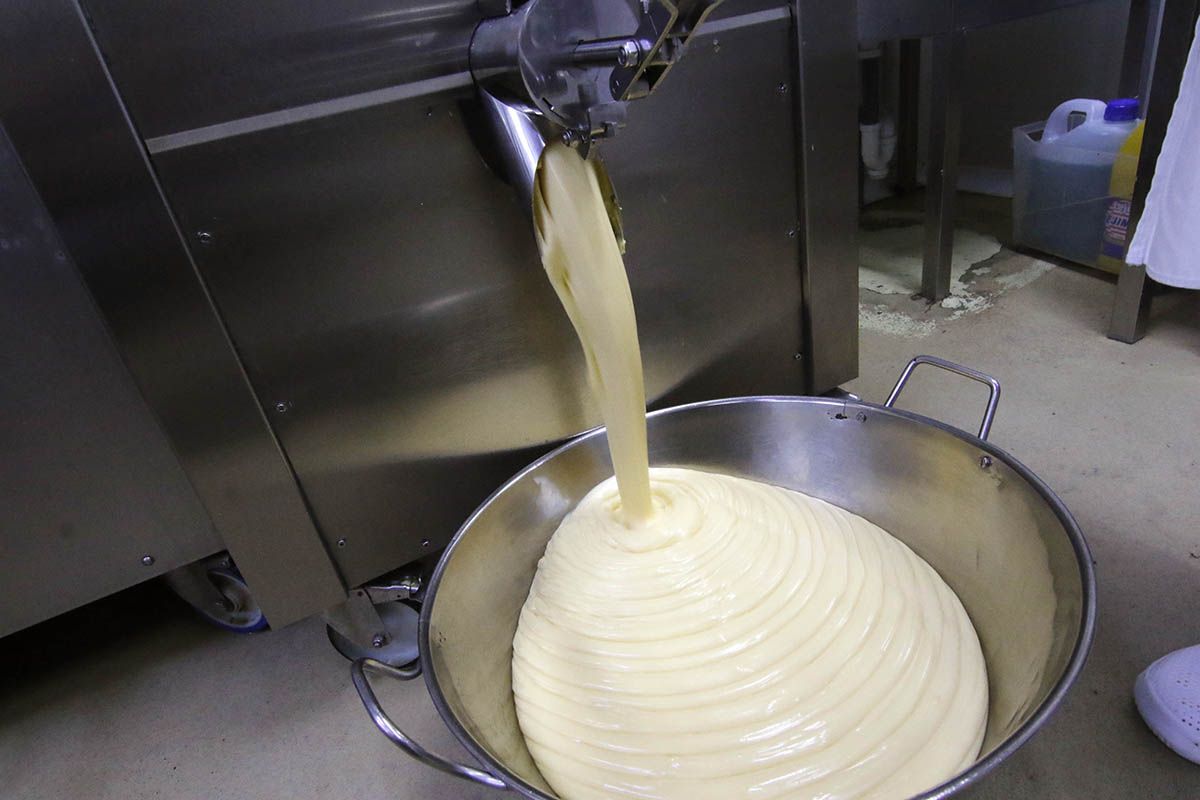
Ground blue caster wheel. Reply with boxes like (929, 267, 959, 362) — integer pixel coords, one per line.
(164, 556, 269, 633)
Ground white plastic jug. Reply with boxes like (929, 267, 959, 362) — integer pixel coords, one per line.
(1013, 98, 1139, 265)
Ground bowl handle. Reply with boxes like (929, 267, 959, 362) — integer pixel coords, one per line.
(351, 657, 509, 790)
(884, 355, 1001, 441)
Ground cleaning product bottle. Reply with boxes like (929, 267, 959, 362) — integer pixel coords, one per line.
(1098, 112, 1145, 273)
(1013, 97, 1140, 267)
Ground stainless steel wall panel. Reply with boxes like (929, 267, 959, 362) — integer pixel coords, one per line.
(857, 0, 1102, 42)
(150, 12, 806, 587)
(954, 0, 1100, 31)
(857, 0, 951, 43)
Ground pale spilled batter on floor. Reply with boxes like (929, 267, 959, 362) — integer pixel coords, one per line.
(514, 141, 988, 799)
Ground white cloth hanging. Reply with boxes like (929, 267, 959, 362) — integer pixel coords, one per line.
(1126, 14, 1200, 289)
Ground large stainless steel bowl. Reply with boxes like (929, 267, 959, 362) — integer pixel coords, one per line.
(353, 357, 1096, 799)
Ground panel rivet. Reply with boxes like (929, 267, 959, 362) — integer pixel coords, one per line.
(979, 455, 993, 469)
(141, 554, 155, 566)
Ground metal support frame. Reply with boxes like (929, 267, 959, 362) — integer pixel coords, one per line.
(793, 0, 860, 393)
(1109, 264, 1156, 342)
(862, 3, 1121, 303)
(1118, 0, 1165, 100)
(895, 38, 922, 194)
(324, 572, 421, 658)
(325, 590, 391, 649)
(1108, 0, 1199, 342)
(920, 29, 967, 302)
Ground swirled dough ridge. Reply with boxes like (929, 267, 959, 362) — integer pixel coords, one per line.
(513, 467, 987, 800)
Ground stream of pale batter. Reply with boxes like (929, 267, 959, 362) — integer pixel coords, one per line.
(532, 142, 653, 521)
(516, 142, 987, 799)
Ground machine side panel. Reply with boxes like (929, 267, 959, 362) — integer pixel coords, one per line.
(83, 0, 482, 139)
(0, 125, 222, 637)
(148, 10, 807, 587)
(0, 0, 346, 626)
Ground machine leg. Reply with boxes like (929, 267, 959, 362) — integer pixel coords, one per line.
(895, 38, 921, 194)
(920, 30, 966, 302)
(1108, 264, 1155, 343)
(324, 575, 423, 667)
(325, 590, 389, 650)
(1107, 0, 1195, 343)
(1117, 0, 1162, 100)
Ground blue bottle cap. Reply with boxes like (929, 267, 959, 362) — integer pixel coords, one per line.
(1104, 98, 1140, 122)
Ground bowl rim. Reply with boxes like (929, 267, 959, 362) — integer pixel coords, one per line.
(418, 394, 1098, 800)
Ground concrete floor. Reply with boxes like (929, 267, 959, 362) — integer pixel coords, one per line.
(3, 261, 1199, 798)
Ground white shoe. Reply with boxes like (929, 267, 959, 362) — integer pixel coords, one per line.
(1135, 644, 1200, 765)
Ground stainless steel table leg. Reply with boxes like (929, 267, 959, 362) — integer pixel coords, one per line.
(1118, 0, 1163, 99)
(1108, 264, 1154, 343)
(895, 38, 921, 194)
(1107, 0, 1195, 343)
(920, 29, 966, 302)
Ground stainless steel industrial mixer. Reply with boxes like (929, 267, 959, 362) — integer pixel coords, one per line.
(0, 0, 859, 645)
(0, 5, 1099, 796)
